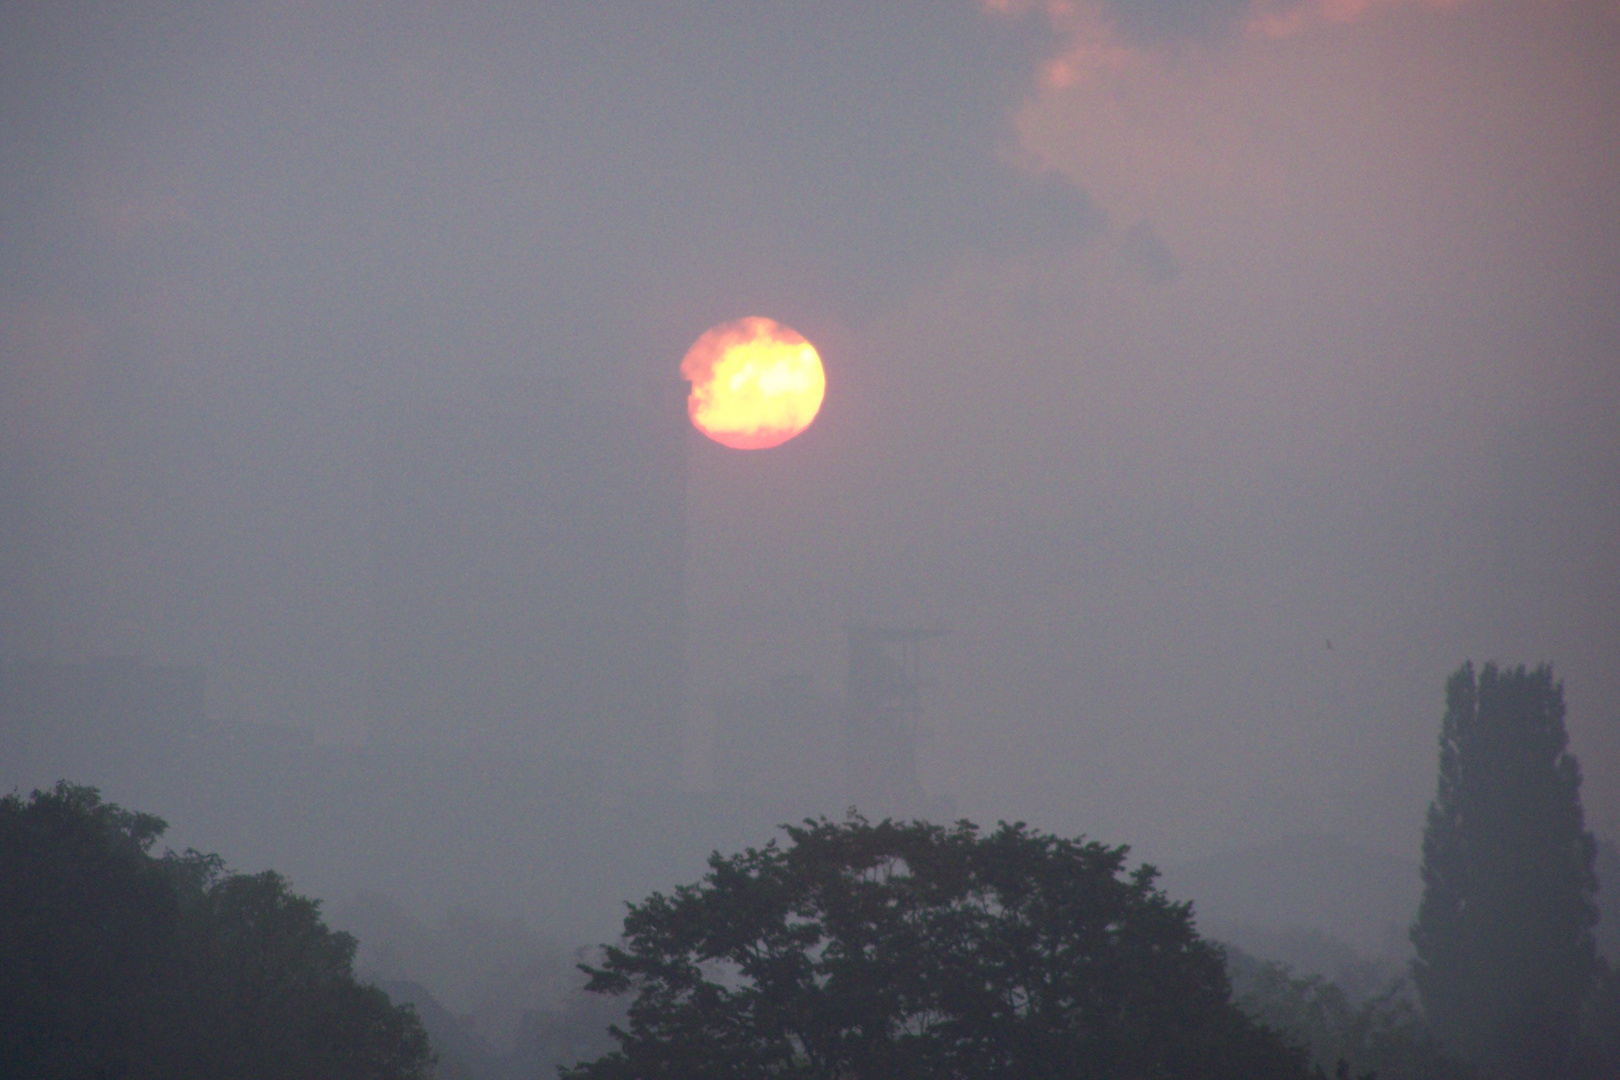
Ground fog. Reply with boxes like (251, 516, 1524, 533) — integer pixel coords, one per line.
(3, 0, 1618, 1047)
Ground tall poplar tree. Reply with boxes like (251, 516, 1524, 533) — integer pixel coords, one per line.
(1411, 662, 1600, 1079)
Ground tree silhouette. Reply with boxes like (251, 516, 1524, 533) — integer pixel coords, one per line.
(1410, 662, 1600, 1079)
(0, 782, 433, 1080)
(565, 814, 1312, 1079)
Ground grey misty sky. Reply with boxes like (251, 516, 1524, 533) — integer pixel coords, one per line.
(2, 0, 1618, 868)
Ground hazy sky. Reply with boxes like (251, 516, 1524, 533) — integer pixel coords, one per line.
(3, 0, 1617, 871)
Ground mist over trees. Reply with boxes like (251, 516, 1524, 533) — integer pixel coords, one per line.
(1, 1, 1616, 1078)
(0, 783, 433, 1080)
(548, 661, 1619, 1080)
(1226, 950, 1472, 1080)
(9, 657, 1620, 1080)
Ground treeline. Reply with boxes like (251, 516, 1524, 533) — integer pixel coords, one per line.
(4, 661, 1617, 1080)
(0, 782, 433, 1080)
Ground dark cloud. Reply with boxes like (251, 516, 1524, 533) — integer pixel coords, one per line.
(2, 1, 1096, 334)
(0, 0, 1102, 737)
(1105, 0, 1257, 46)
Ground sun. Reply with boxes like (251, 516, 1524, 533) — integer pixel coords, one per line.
(681, 317, 825, 450)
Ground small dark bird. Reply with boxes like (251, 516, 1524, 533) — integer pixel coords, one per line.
(1325, 638, 1333, 650)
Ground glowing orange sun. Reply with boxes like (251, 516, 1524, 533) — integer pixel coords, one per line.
(681, 317, 825, 450)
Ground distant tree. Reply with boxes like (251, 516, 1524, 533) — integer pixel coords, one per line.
(0, 781, 433, 1080)
(1410, 663, 1600, 1079)
(1226, 949, 1475, 1080)
(564, 814, 1313, 1080)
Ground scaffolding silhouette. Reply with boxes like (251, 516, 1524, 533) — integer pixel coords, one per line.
(842, 624, 945, 817)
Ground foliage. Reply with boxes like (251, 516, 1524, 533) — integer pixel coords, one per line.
(1411, 662, 1600, 1079)
(1569, 959, 1620, 1079)
(1226, 949, 1475, 1080)
(0, 781, 434, 1080)
(564, 814, 1313, 1080)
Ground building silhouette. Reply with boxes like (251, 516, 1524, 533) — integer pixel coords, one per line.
(841, 624, 944, 818)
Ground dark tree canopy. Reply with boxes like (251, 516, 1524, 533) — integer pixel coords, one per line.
(0, 782, 433, 1080)
(565, 815, 1312, 1080)
(1411, 662, 1600, 1079)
